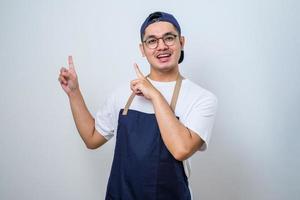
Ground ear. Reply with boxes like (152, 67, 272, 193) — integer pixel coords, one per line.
(180, 36, 185, 50)
(139, 43, 145, 57)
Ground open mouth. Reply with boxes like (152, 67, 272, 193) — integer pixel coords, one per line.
(156, 53, 172, 62)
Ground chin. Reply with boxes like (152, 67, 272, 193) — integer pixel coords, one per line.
(152, 60, 177, 71)
(154, 65, 177, 73)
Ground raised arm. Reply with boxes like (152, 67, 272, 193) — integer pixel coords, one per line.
(130, 64, 204, 161)
(58, 56, 107, 149)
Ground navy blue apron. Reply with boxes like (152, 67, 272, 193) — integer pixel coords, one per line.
(105, 75, 191, 200)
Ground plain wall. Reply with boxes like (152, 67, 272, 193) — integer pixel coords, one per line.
(1, 0, 299, 199)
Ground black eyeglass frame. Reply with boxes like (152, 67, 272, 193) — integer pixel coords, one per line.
(142, 33, 179, 49)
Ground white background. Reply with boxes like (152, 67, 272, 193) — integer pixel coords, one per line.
(1, 0, 299, 199)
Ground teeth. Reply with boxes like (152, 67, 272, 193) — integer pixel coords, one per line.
(157, 54, 170, 58)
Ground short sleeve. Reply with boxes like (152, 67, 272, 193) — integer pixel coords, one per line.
(185, 93, 218, 151)
(95, 93, 116, 140)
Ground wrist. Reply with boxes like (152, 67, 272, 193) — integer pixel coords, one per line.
(151, 89, 163, 103)
(68, 88, 81, 99)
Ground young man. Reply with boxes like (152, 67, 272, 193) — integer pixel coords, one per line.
(58, 11, 217, 200)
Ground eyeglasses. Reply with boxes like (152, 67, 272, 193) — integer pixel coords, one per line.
(143, 33, 178, 49)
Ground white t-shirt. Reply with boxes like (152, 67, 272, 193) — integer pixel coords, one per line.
(95, 77, 218, 179)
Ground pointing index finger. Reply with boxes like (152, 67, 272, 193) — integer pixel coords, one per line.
(68, 55, 75, 69)
(134, 63, 144, 79)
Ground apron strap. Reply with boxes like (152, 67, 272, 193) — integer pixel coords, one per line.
(122, 74, 183, 115)
(122, 92, 135, 115)
(170, 74, 183, 112)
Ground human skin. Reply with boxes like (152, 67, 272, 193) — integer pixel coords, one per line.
(58, 56, 108, 149)
(58, 22, 204, 160)
(131, 21, 204, 160)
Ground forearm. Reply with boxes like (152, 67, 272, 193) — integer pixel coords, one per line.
(130, 67, 201, 159)
(68, 89, 95, 147)
(151, 92, 193, 160)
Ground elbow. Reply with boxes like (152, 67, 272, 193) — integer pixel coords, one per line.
(85, 142, 97, 150)
(85, 142, 101, 150)
(84, 139, 100, 150)
(84, 129, 101, 150)
(86, 144, 97, 150)
(172, 147, 191, 161)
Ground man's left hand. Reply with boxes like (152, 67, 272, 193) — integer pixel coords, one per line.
(130, 63, 160, 100)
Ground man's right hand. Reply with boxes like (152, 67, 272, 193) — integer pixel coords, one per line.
(58, 55, 79, 96)
(57, 55, 108, 149)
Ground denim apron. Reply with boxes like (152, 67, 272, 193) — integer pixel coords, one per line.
(105, 74, 191, 200)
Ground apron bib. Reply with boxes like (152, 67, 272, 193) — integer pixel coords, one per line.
(105, 74, 191, 200)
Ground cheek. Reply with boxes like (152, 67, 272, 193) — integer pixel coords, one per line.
(173, 48, 181, 58)
(144, 50, 156, 59)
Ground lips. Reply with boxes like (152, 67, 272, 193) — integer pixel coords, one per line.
(156, 52, 172, 62)
(157, 53, 171, 58)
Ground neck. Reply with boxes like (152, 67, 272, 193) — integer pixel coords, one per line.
(148, 66, 180, 82)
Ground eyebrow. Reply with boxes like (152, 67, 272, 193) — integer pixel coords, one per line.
(144, 32, 177, 40)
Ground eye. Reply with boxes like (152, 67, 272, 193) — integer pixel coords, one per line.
(146, 38, 157, 45)
(164, 35, 175, 42)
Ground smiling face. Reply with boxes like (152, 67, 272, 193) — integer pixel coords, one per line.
(140, 21, 185, 73)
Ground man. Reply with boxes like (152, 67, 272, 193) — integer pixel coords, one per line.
(58, 11, 217, 200)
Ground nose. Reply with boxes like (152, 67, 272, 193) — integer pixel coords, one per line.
(156, 38, 168, 50)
